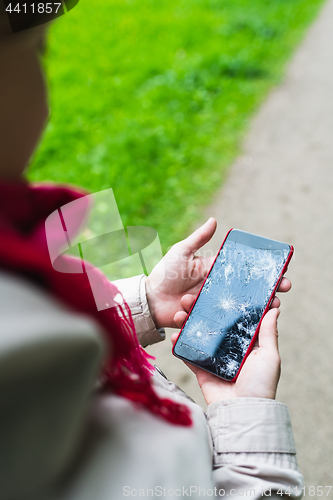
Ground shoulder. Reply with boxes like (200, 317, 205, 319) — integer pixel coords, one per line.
(0, 270, 106, 349)
(0, 270, 106, 499)
(0, 271, 105, 343)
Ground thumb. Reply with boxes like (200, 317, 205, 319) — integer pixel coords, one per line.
(258, 308, 280, 351)
(182, 218, 217, 256)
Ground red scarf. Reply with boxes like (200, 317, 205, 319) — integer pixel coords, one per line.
(0, 180, 191, 426)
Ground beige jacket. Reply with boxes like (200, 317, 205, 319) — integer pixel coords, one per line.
(0, 271, 303, 500)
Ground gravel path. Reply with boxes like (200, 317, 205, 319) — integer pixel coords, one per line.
(147, 0, 333, 488)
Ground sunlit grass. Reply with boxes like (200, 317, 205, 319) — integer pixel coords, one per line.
(29, 0, 324, 250)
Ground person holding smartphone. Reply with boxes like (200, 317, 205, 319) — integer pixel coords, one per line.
(0, 6, 303, 499)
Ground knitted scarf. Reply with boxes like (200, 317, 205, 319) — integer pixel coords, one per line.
(0, 180, 192, 426)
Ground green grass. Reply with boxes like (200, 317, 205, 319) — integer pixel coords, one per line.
(29, 0, 325, 251)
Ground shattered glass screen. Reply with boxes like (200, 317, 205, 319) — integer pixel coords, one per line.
(175, 232, 290, 381)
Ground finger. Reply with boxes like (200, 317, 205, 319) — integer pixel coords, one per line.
(182, 218, 217, 256)
(277, 277, 292, 293)
(180, 294, 196, 312)
(202, 255, 215, 276)
(173, 311, 188, 329)
(171, 331, 180, 345)
(258, 308, 280, 351)
(270, 296, 280, 309)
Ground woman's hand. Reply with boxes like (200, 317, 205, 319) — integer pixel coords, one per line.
(145, 218, 217, 329)
(171, 301, 289, 404)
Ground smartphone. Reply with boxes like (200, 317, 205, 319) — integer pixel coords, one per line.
(173, 229, 293, 382)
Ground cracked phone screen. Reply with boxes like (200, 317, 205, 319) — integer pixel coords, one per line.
(176, 233, 290, 381)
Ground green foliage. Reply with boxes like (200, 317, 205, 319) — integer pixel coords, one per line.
(29, 0, 324, 250)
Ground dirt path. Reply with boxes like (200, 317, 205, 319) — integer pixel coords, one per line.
(147, 0, 333, 488)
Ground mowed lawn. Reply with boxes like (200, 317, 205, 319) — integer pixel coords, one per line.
(29, 0, 324, 250)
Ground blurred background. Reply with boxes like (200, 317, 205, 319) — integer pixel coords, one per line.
(28, 0, 332, 492)
(29, 0, 323, 250)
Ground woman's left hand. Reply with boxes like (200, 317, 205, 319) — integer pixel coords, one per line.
(146, 218, 217, 329)
(146, 218, 291, 329)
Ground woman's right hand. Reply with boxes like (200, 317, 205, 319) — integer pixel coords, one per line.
(171, 306, 282, 405)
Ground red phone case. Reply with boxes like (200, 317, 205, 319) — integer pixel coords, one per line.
(172, 229, 294, 382)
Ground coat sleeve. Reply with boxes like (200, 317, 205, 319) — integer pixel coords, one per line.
(207, 398, 304, 499)
(112, 274, 165, 347)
